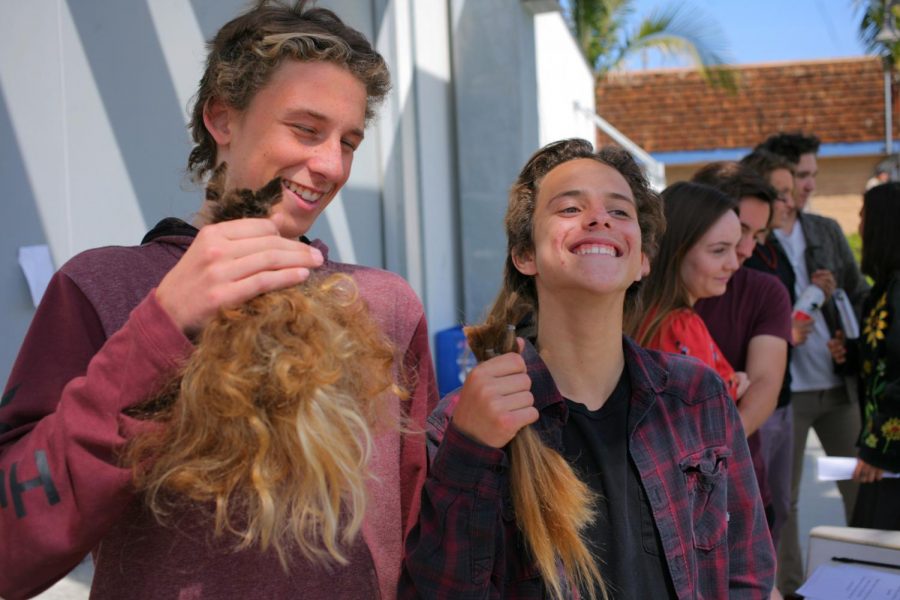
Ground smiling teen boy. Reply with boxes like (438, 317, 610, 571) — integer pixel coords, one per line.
(0, 3, 435, 599)
(401, 139, 774, 599)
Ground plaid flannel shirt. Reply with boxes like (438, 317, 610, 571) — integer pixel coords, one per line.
(400, 336, 774, 599)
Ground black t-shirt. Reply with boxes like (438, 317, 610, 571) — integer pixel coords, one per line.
(560, 368, 676, 599)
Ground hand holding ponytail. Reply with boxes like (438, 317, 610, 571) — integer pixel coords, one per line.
(450, 334, 537, 449)
(458, 289, 607, 600)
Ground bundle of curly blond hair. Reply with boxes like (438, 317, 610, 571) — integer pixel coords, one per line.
(124, 164, 401, 568)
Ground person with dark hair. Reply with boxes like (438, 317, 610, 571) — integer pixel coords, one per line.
(740, 149, 797, 239)
(688, 163, 792, 566)
(756, 132, 821, 212)
(0, 2, 436, 598)
(689, 163, 791, 435)
(402, 139, 774, 599)
(738, 150, 803, 553)
(838, 182, 900, 530)
(757, 132, 869, 597)
(633, 182, 748, 400)
(740, 149, 803, 546)
(740, 149, 797, 282)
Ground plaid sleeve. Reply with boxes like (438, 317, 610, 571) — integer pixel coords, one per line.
(721, 396, 776, 598)
(400, 421, 508, 599)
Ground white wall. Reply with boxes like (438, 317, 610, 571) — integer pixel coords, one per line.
(534, 10, 596, 147)
(411, 0, 462, 331)
(0, 1, 149, 267)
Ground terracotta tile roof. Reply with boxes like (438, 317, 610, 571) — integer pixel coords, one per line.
(594, 56, 898, 153)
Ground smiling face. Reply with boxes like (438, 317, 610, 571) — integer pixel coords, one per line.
(680, 210, 741, 305)
(768, 167, 795, 229)
(205, 60, 367, 239)
(512, 159, 647, 303)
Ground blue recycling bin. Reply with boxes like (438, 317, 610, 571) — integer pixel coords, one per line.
(434, 325, 477, 397)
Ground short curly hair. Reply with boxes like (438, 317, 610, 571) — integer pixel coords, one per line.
(187, 0, 391, 181)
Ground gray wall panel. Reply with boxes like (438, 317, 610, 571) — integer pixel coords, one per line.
(66, 0, 200, 227)
(190, 0, 245, 45)
(453, 0, 539, 321)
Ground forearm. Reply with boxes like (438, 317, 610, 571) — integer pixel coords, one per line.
(737, 378, 781, 435)
(741, 336, 787, 435)
(0, 293, 192, 598)
(401, 424, 506, 599)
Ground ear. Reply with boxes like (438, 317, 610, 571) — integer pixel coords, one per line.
(512, 248, 537, 276)
(637, 252, 650, 281)
(203, 98, 234, 146)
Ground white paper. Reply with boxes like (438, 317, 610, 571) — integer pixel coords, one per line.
(834, 288, 861, 339)
(798, 563, 900, 600)
(17, 244, 54, 307)
(817, 456, 900, 481)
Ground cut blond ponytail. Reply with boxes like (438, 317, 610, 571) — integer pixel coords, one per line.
(123, 165, 403, 568)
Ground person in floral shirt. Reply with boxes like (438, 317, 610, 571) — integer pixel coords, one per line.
(849, 181, 900, 529)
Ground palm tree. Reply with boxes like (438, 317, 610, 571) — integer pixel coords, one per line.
(563, 0, 735, 88)
(857, 0, 900, 155)
(857, 0, 900, 64)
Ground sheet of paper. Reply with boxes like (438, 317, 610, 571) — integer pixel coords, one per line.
(817, 456, 900, 481)
(834, 288, 861, 339)
(798, 563, 900, 600)
(17, 244, 54, 307)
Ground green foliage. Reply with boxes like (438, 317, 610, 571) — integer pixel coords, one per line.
(563, 0, 736, 89)
(848, 231, 863, 265)
(847, 231, 875, 285)
(857, 0, 900, 65)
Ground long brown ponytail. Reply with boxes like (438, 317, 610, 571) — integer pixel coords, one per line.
(466, 288, 604, 600)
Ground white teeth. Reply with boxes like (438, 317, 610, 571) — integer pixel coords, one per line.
(574, 244, 616, 257)
(283, 180, 323, 203)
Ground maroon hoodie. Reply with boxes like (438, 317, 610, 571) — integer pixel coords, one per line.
(0, 219, 436, 599)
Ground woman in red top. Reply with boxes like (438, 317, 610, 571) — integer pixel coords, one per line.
(630, 181, 749, 401)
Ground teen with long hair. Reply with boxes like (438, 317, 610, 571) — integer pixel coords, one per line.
(630, 181, 748, 401)
(402, 140, 774, 599)
(0, 3, 435, 598)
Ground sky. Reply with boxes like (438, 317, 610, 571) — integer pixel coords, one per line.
(621, 0, 870, 69)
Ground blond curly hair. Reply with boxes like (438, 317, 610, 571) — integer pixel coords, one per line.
(124, 165, 401, 568)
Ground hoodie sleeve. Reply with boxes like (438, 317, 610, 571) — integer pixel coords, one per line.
(0, 272, 192, 599)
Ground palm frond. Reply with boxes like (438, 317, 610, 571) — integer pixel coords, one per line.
(855, 0, 900, 65)
(607, 3, 736, 89)
(563, 0, 736, 89)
